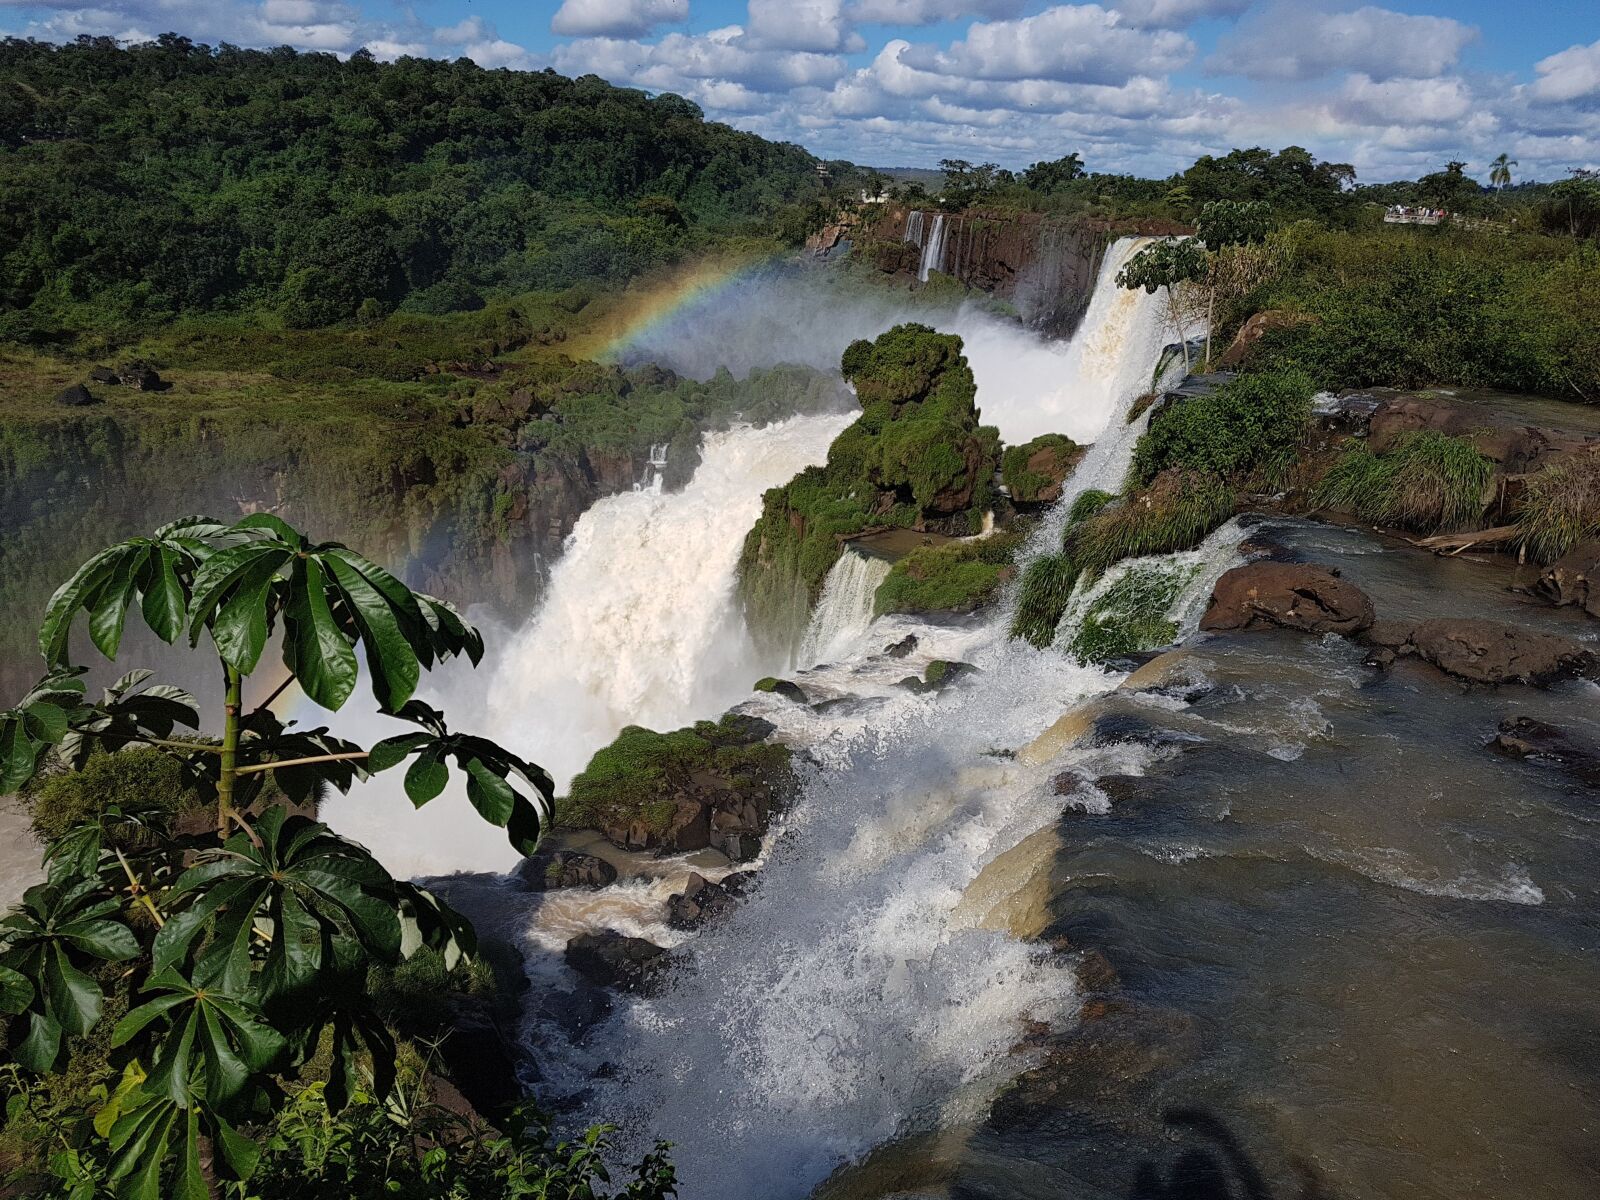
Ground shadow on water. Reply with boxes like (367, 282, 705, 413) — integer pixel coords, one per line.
(1130, 1109, 1334, 1200)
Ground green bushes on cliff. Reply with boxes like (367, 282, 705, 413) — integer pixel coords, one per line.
(1131, 369, 1314, 486)
(562, 714, 793, 838)
(738, 324, 1001, 648)
(873, 531, 1023, 616)
(1315, 431, 1493, 532)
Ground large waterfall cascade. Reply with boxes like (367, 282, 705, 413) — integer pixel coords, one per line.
(326, 236, 1204, 1197)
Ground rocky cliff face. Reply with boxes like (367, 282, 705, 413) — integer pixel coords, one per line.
(829, 205, 1189, 336)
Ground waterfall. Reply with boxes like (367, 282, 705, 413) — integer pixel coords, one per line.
(795, 549, 892, 669)
(918, 213, 947, 282)
(904, 209, 924, 246)
(322, 413, 850, 878)
(545, 242, 1187, 1199)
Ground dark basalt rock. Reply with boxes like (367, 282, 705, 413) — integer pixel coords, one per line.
(1489, 716, 1600, 786)
(1200, 562, 1375, 636)
(54, 383, 100, 407)
(883, 633, 919, 658)
(1530, 541, 1600, 620)
(666, 871, 750, 930)
(1365, 618, 1598, 686)
(754, 676, 808, 703)
(512, 850, 618, 892)
(565, 931, 668, 994)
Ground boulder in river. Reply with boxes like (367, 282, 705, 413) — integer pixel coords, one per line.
(1530, 541, 1600, 620)
(753, 676, 808, 703)
(564, 931, 668, 993)
(666, 871, 750, 930)
(883, 633, 919, 658)
(1366, 618, 1597, 686)
(1200, 562, 1375, 636)
(512, 849, 618, 892)
(1489, 716, 1600, 787)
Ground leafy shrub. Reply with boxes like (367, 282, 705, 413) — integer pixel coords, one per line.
(1514, 450, 1600, 563)
(1315, 431, 1492, 532)
(1131, 369, 1314, 486)
(873, 532, 1021, 616)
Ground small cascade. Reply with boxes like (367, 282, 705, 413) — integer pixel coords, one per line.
(904, 209, 924, 246)
(795, 549, 892, 669)
(634, 442, 672, 493)
(918, 213, 947, 282)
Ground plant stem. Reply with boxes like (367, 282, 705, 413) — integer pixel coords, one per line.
(113, 845, 165, 928)
(217, 664, 242, 839)
(234, 750, 369, 776)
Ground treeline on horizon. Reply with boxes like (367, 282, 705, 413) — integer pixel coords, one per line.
(0, 34, 856, 344)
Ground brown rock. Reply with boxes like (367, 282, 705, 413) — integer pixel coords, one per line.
(1200, 562, 1375, 636)
(666, 871, 747, 930)
(1368, 395, 1596, 473)
(1530, 541, 1600, 620)
(1489, 716, 1600, 786)
(1372, 618, 1598, 686)
(513, 850, 618, 892)
(1213, 309, 1313, 369)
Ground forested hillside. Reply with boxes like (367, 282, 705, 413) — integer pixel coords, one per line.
(0, 35, 844, 342)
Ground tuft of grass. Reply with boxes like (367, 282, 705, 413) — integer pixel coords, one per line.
(1008, 553, 1082, 648)
(1514, 449, 1600, 563)
(1068, 470, 1236, 577)
(1067, 488, 1115, 527)
(1315, 431, 1492, 532)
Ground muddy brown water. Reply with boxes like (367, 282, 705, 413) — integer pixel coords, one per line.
(831, 516, 1600, 1200)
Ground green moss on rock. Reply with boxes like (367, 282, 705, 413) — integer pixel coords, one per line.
(872, 531, 1022, 616)
(1065, 564, 1193, 664)
(24, 747, 208, 841)
(1001, 434, 1082, 504)
(561, 714, 793, 841)
(738, 324, 1002, 652)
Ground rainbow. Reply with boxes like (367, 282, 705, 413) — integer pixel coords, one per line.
(590, 253, 781, 362)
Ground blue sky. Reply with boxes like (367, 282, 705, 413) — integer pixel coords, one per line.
(5, 0, 1598, 180)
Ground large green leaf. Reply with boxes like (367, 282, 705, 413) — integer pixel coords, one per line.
(0, 964, 33, 1014)
(283, 557, 359, 711)
(323, 554, 421, 711)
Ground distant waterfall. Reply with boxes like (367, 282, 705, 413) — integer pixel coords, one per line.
(795, 550, 891, 669)
(918, 213, 947, 282)
(904, 210, 924, 247)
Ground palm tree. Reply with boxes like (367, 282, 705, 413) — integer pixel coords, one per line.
(1490, 153, 1517, 190)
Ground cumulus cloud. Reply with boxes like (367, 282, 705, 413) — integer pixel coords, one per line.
(552, 26, 847, 95)
(847, 0, 1024, 24)
(745, 0, 864, 53)
(1209, 4, 1476, 82)
(550, 0, 688, 39)
(1530, 38, 1600, 105)
(908, 5, 1194, 84)
(1335, 73, 1472, 127)
(1112, 0, 1249, 29)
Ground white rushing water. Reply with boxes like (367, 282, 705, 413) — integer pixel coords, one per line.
(919, 212, 947, 282)
(794, 549, 892, 670)
(523, 237, 1193, 1198)
(325, 413, 849, 878)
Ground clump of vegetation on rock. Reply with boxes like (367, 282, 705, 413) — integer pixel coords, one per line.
(739, 324, 1001, 649)
(1001, 434, 1082, 504)
(1514, 450, 1600, 563)
(1131, 368, 1314, 487)
(1069, 470, 1237, 577)
(1065, 564, 1194, 665)
(562, 714, 793, 843)
(873, 532, 1022, 616)
(1009, 554, 1081, 649)
(1315, 431, 1492, 532)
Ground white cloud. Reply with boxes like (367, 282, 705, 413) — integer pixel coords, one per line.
(1111, 0, 1249, 29)
(550, 0, 688, 39)
(433, 15, 490, 44)
(1530, 38, 1600, 104)
(746, 0, 861, 52)
(847, 0, 1023, 24)
(1336, 73, 1472, 126)
(552, 27, 847, 94)
(364, 37, 424, 59)
(908, 4, 1194, 84)
(1209, 4, 1476, 82)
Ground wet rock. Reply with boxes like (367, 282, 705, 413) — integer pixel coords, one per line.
(666, 871, 746, 930)
(1530, 541, 1600, 620)
(883, 633, 919, 658)
(88, 365, 119, 384)
(1367, 393, 1597, 473)
(1213, 309, 1313, 370)
(754, 676, 808, 703)
(512, 850, 618, 892)
(1489, 716, 1600, 786)
(1075, 948, 1121, 993)
(1200, 562, 1375, 636)
(1367, 618, 1598, 686)
(714, 831, 762, 863)
(54, 383, 100, 407)
(564, 931, 668, 994)
(922, 659, 978, 689)
(535, 982, 613, 1039)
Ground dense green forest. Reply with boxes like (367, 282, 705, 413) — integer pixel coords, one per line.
(0, 35, 853, 343)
